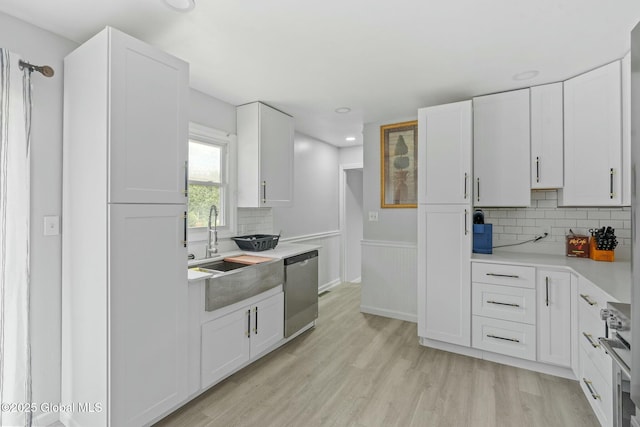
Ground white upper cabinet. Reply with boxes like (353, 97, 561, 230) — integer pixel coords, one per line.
(622, 52, 631, 205)
(237, 102, 294, 207)
(473, 89, 531, 207)
(530, 83, 564, 189)
(108, 29, 189, 204)
(418, 101, 472, 204)
(560, 61, 622, 206)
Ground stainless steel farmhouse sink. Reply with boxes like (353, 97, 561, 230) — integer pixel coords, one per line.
(192, 258, 284, 311)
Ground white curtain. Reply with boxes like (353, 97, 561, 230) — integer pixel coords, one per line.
(0, 49, 33, 427)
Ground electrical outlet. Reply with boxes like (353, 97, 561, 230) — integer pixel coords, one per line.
(43, 215, 60, 236)
(368, 211, 379, 221)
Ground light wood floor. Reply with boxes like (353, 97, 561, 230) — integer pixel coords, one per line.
(154, 282, 599, 427)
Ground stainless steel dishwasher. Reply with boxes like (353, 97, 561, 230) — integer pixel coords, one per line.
(284, 250, 318, 337)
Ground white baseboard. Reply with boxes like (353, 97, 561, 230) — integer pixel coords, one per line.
(360, 305, 417, 323)
(419, 337, 576, 380)
(319, 278, 341, 293)
(350, 277, 361, 283)
(33, 411, 59, 426)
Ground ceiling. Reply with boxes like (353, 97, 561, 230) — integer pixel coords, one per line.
(2, 0, 640, 147)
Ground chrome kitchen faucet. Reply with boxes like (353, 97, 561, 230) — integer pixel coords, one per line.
(207, 204, 219, 257)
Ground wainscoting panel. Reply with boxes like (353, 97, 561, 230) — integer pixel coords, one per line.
(280, 231, 341, 293)
(361, 240, 417, 323)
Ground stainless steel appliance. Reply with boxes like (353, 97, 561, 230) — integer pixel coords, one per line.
(601, 302, 634, 426)
(284, 250, 319, 337)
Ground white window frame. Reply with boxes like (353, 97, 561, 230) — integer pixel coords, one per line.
(187, 122, 237, 242)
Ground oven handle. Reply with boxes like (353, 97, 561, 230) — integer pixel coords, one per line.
(599, 337, 631, 378)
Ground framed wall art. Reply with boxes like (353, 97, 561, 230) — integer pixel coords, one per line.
(380, 120, 418, 208)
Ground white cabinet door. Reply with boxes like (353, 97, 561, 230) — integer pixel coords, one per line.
(201, 308, 251, 389)
(473, 89, 531, 207)
(561, 61, 622, 206)
(109, 28, 189, 204)
(531, 83, 564, 189)
(622, 52, 631, 206)
(109, 204, 188, 427)
(418, 101, 472, 204)
(537, 270, 571, 367)
(418, 205, 471, 346)
(237, 102, 294, 207)
(250, 292, 285, 357)
(260, 103, 294, 207)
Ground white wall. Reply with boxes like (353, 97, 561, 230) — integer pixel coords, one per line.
(361, 118, 418, 322)
(274, 132, 341, 291)
(189, 88, 236, 134)
(345, 169, 363, 282)
(0, 12, 77, 425)
(273, 132, 340, 237)
(339, 145, 363, 166)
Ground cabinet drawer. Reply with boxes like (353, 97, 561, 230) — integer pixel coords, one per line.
(578, 277, 614, 317)
(579, 302, 612, 382)
(472, 283, 536, 324)
(472, 315, 536, 361)
(579, 345, 612, 427)
(472, 263, 535, 288)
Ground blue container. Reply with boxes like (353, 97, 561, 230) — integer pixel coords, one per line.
(473, 224, 493, 254)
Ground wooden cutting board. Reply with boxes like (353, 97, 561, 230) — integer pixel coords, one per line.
(224, 255, 274, 265)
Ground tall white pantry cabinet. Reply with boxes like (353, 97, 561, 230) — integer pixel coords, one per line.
(417, 101, 473, 347)
(61, 27, 189, 427)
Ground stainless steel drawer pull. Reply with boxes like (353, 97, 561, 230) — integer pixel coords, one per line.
(579, 294, 597, 306)
(582, 332, 600, 348)
(487, 334, 520, 343)
(486, 273, 520, 278)
(487, 300, 520, 308)
(582, 378, 601, 400)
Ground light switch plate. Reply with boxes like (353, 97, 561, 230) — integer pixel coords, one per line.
(43, 216, 60, 236)
(368, 211, 379, 221)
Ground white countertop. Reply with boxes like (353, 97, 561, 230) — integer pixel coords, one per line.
(472, 251, 631, 303)
(187, 243, 320, 283)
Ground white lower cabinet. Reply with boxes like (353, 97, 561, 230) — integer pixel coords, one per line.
(472, 315, 537, 361)
(201, 291, 284, 389)
(536, 270, 572, 367)
(580, 345, 613, 427)
(418, 205, 471, 347)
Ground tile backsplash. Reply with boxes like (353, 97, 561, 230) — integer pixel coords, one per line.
(237, 208, 274, 235)
(481, 190, 631, 247)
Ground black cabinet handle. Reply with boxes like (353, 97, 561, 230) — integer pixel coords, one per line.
(184, 160, 188, 197)
(476, 178, 480, 202)
(183, 211, 187, 248)
(262, 180, 267, 204)
(464, 173, 468, 199)
(254, 306, 259, 334)
(545, 276, 549, 307)
(247, 309, 251, 337)
(487, 334, 520, 343)
(536, 157, 540, 183)
(610, 168, 614, 199)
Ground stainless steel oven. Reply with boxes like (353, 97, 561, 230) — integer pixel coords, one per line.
(601, 302, 635, 426)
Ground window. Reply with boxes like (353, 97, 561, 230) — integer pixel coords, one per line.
(187, 123, 236, 236)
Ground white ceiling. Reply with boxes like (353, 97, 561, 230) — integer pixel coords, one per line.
(2, 0, 640, 147)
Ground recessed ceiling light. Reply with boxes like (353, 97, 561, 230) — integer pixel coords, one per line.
(345, 136, 356, 141)
(163, 0, 195, 12)
(335, 107, 351, 114)
(513, 70, 539, 81)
